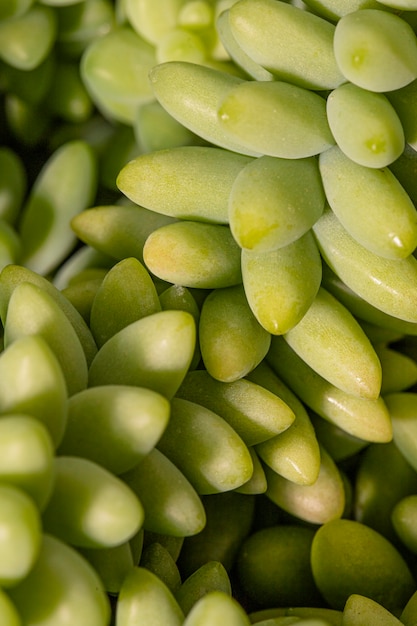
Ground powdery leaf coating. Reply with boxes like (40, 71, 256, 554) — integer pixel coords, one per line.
(143, 221, 242, 289)
(334, 9, 417, 92)
(228, 0, 345, 89)
(319, 146, 417, 259)
(300, 0, 380, 21)
(117, 146, 252, 224)
(176, 369, 294, 446)
(218, 80, 335, 159)
(264, 445, 345, 525)
(261, 428, 321, 486)
(326, 83, 404, 168)
(242, 231, 322, 335)
(321, 262, 417, 337)
(216, 9, 275, 82)
(250, 362, 321, 487)
(283, 286, 382, 399)
(71, 205, 176, 266)
(313, 205, 417, 323)
(198, 285, 271, 383)
(268, 336, 393, 443)
(149, 61, 261, 156)
(229, 155, 325, 253)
